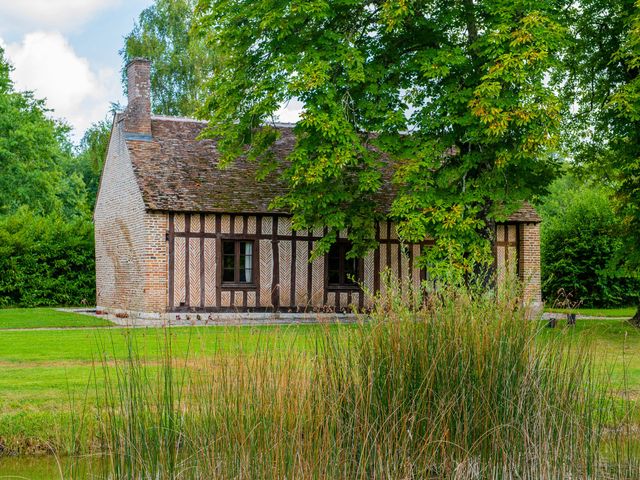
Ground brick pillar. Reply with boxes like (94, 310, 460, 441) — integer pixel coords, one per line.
(143, 212, 169, 313)
(519, 223, 542, 308)
(124, 58, 152, 136)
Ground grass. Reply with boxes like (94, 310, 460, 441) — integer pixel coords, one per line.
(0, 298, 639, 477)
(0, 324, 332, 454)
(544, 306, 637, 318)
(541, 318, 640, 394)
(0, 317, 639, 454)
(0, 308, 113, 329)
(79, 287, 640, 478)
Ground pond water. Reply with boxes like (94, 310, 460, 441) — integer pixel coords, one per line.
(0, 455, 100, 479)
(2, 447, 639, 479)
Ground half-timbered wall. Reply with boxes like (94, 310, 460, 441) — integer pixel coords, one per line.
(496, 223, 519, 282)
(167, 213, 526, 313)
(168, 212, 367, 312)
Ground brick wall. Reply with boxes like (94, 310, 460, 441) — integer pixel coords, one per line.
(94, 116, 167, 315)
(143, 211, 168, 312)
(519, 222, 542, 305)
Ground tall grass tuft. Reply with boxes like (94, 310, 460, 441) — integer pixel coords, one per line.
(82, 280, 639, 479)
(93, 330, 189, 479)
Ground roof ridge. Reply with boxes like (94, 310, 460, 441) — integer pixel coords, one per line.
(150, 115, 297, 129)
(151, 115, 207, 123)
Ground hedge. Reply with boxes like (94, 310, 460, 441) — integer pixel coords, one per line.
(0, 209, 95, 307)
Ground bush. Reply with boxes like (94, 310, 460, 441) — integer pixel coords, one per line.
(539, 175, 640, 307)
(0, 208, 95, 307)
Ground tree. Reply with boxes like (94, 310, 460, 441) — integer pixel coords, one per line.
(71, 119, 112, 210)
(194, 0, 567, 280)
(539, 175, 639, 307)
(563, 0, 640, 323)
(0, 47, 81, 217)
(121, 0, 214, 116)
(0, 48, 96, 306)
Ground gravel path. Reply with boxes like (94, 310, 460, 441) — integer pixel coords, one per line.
(0, 309, 359, 332)
(0, 310, 628, 332)
(541, 312, 631, 321)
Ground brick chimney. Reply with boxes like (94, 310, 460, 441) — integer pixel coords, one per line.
(124, 58, 151, 136)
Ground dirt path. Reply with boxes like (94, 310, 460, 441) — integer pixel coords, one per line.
(0, 317, 357, 332)
(0, 312, 628, 332)
(542, 313, 631, 321)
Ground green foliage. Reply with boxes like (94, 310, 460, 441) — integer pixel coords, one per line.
(0, 47, 83, 217)
(0, 208, 96, 308)
(0, 47, 99, 308)
(194, 0, 566, 277)
(70, 119, 111, 210)
(563, 0, 640, 285)
(122, 0, 214, 116)
(539, 175, 640, 307)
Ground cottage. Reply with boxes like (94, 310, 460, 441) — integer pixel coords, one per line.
(94, 59, 542, 320)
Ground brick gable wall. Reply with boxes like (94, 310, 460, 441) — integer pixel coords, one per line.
(94, 117, 167, 316)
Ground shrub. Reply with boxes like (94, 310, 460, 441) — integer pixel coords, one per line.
(539, 175, 640, 307)
(0, 208, 95, 307)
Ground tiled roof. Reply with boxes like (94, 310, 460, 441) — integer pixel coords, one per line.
(125, 115, 291, 213)
(122, 114, 541, 223)
(506, 202, 541, 223)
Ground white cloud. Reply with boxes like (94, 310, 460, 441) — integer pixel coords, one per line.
(2, 31, 121, 142)
(0, 0, 118, 33)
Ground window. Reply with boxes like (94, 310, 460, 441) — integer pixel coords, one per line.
(222, 240, 254, 284)
(327, 242, 361, 288)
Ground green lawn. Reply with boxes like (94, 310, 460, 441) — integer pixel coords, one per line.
(544, 306, 637, 318)
(0, 308, 639, 455)
(0, 323, 334, 454)
(0, 308, 113, 329)
(540, 318, 640, 388)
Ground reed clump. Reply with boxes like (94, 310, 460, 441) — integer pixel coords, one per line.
(78, 282, 639, 479)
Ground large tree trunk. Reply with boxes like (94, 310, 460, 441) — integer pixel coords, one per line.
(463, 0, 478, 45)
(630, 306, 640, 328)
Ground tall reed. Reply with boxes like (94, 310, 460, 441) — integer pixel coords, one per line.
(77, 281, 639, 479)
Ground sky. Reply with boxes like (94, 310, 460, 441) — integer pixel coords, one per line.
(0, 0, 302, 144)
(0, 0, 154, 143)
